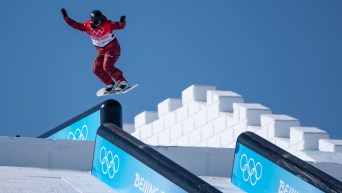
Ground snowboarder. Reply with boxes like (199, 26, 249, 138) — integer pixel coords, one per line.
(61, 8, 128, 94)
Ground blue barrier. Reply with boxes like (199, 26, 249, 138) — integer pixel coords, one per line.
(231, 132, 342, 193)
(38, 100, 122, 141)
(92, 123, 222, 193)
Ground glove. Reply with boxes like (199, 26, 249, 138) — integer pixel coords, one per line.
(61, 8, 68, 18)
(120, 15, 126, 23)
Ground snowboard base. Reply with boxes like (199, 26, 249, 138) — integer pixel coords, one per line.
(96, 84, 138, 97)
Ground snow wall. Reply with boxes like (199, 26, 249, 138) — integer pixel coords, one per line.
(130, 85, 342, 180)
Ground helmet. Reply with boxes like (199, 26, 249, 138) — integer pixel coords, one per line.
(90, 10, 103, 27)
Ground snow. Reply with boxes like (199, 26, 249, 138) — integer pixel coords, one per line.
(200, 177, 245, 193)
(0, 166, 116, 193)
(0, 166, 244, 193)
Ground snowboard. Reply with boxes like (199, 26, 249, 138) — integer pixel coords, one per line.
(96, 84, 138, 97)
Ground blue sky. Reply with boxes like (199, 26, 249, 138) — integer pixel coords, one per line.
(1, 0, 341, 139)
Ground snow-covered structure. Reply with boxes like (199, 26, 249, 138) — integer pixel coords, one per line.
(129, 85, 342, 179)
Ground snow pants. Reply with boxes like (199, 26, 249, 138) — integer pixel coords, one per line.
(93, 38, 125, 86)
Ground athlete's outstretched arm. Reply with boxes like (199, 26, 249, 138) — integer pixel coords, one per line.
(61, 8, 86, 32)
(111, 15, 126, 30)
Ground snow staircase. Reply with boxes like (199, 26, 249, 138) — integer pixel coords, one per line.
(129, 85, 342, 164)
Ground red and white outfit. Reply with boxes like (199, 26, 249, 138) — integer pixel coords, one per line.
(64, 16, 126, 86)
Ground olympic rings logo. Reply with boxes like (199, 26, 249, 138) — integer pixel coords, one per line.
(240, 154, 262, 186)
(90, 27, 104, 36)
(100, 146, 120, 179)
(68, 125, 88, 140)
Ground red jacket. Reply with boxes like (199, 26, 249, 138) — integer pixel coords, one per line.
(64, 16, 126, 47)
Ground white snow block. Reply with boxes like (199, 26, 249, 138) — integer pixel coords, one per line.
(200, 123, 214, 141)
(271, 137, 290, 150)
(207, 104, 236, 123)
(261, 114, 300, 139)
(290, 127, 329, 150)
(158, 98, 183, 117)
(220, 129, 235, 147)
(145, 135, 159, 146)
(254, 126, 268, 139)
(207, 103, 221, 122)
(164, 111, 177, 129)
(182, 117, 195, 134)
(207, 135, 221, 147)
(197, 141, 209, 147)
(176, 106, 189, 123)
(189, 130, 202, 146)
(246, 126, 260, 133)
(194, 109, 208, 128)
(177, 136, 190, 146)
(187, 101, 206, 116)
(182, 85, 216, 104)
(123, 123, 135, 134)
(170, 123, 183, 141)
(233, 121, 248, 141)
(207, 90, 244, 112)
(213, 115, 228, 134)
(158, 129, 171, 145)
(319, 139, 342, 152)
(131, 129, 141, 139)
(152, 118, 165, 134)
(139, 124, 153, 140)
(233, 103, 271, 126)
(225, 112, 238, 128)
(134, 111, 158, 128)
